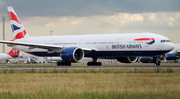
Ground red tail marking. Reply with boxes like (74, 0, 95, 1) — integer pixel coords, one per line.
(14, 30, 27, 40)
(7, 48, 19, 58)
(8, 11, 21, 24)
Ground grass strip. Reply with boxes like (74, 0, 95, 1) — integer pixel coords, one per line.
(0, 91, 179, 99)
(0, 68, 179, 73)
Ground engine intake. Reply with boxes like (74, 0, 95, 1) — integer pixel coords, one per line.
(61, 47, 84, 62)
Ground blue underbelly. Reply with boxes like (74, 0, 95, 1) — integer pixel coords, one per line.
(26, 50, 170, 57)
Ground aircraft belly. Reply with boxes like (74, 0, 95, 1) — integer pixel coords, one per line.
(85, 50, 170, 57)
(25, 50, 170, 57)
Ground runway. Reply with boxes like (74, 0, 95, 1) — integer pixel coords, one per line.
(0, 65, 180, 69)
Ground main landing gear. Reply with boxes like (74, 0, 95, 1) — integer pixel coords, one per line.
(153, 57, 160, 66)
(87, 57, 102, 66)
(57, 61, 71, 66)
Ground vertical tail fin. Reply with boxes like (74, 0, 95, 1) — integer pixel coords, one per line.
(7, 6, 30, 40)
(7, 48, 19, 58)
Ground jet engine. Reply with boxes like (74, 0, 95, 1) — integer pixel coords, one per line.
(165, 54, 179, 60)
(140, 57, 153, 63)
(116, 57, 138, 63)
(61, 47, 84, 62)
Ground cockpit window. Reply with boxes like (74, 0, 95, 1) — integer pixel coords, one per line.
(161, 40, 171, 43)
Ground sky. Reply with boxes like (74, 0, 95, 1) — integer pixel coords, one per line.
(0, 0, 180, 53)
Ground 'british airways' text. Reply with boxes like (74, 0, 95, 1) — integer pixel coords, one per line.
(112, 44, 142, 49)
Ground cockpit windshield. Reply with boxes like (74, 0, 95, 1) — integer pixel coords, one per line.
(161, 40, 171, 43)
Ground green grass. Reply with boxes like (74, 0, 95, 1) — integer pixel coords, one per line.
(0, 68, 179, 73)
(0, 91, 179, 99)
(0, 73, 179, 98)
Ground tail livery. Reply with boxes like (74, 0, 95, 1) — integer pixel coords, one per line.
(0, 48, 20, 61)
(8, 6, 29, 40)
(7, 48, 20, 58)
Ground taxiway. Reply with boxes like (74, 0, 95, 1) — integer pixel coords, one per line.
(0, 65, 180, 69)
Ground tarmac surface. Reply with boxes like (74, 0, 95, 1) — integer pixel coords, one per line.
(0, 65, 180, 69)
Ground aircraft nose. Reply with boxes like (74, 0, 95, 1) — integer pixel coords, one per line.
(167, 42, 174, 51)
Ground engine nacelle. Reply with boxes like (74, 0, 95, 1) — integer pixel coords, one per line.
(166, 54, 179, 60)
(61, 47, 84, 62)
(116, 57, 138, 63)
(140, 57, 153, 63)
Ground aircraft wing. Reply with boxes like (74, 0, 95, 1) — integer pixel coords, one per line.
(0, 40, 94, 52)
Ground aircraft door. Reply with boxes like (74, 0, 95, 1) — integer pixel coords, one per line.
(117, 38, 122, 44)
(79, 39, 83, 46)
(158, 43, 161, 50)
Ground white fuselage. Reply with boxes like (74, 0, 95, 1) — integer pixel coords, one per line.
(0, 53, 13, 61)
(11, 33, 174, 57)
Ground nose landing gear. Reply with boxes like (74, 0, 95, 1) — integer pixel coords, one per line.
(153, 57, 160, 66)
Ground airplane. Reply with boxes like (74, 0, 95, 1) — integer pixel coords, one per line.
(0, 6, 174, 66)
(166, 43, 180, 60)
(140, 43, 180, 63)
(0, 48, 19, 61)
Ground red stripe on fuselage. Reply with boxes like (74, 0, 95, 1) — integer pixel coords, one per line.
(8, 11, 21, 24)
(134, 38, 155, 41)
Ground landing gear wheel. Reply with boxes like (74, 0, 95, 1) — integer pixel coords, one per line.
(57, 61, 61, 66)
(87, 62, 101, 66)
(98, 62, 102, 66)
(154, 60, 160, 66)
(87, 62, 91, 66)
(57, 61, 71, 66)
